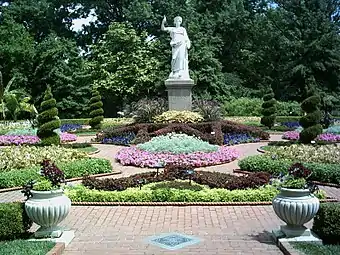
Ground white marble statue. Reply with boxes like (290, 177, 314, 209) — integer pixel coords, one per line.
(161, 16, 191, 79)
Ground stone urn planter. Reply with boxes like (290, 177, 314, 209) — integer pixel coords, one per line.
(25, 189, 71, 238)
(272, 188, 320, 238)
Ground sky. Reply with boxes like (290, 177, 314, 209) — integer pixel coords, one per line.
(70, 9, 97, 32)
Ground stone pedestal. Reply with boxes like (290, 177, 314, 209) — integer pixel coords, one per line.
(165, 79, 195, 111)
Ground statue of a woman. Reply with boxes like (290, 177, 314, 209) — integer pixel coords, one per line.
(161, 16, 191, 79)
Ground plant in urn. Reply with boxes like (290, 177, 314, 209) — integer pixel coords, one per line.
(22, 159, 71, 238)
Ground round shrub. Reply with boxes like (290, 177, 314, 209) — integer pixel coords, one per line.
(299, 92, 323, 143)
(37, 86, 61, 145)
(153, 110, 203, 124)
(261, 88, 276, 129)
(89, 89, 104, 129)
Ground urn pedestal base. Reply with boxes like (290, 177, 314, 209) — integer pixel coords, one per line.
(29, 230, 75, 246)
(272, 226, 322, 244)
(34, 226, 63, 238)
(165, 79, 195, 111)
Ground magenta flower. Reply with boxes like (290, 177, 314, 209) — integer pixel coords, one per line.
(282, 131, 340, 142)
(115, 146, 240, 168)
(0, 133, 77, 145)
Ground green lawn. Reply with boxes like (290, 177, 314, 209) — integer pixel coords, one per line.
(0, 239, 55, 255)
(291, 242, 340, 255)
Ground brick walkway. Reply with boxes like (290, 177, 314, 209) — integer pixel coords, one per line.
(61, 206, 285, 255)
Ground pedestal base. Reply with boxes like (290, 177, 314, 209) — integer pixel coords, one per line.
(34, 226, 63, 238)
(165, 79, 195, 111)
(29, 230, 75, 246)
(272, 225, 322, 244)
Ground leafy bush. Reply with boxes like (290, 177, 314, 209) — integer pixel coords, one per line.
(269, 144, 340, 164)
(193, 99, 222, 121)
(0, 145, 87, 171)
(37, 86, 61, 145)
(98, 120, 269, 145)
(261, 88, 276, 129)
(153, 111, 203, 123)
(131, 98, 167, 123)
(238, 155, 340, 184)
(299, 92, 323, 143)
(0, 203, 32, 240)
(224, 97, 263, 116)
(137, 133, 218, 154)
(82, 168, 270, 191)
(312, 203, 340, 244)
(276, 101, 302, 116)
(89, 89, 104, 129)
(66, 183, 279, 202)
(0, 158, 112, 188)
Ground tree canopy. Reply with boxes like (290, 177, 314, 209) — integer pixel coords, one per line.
(0, 0, 339, 118)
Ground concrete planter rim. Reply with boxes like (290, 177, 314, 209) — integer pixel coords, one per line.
(30, 189, 63, 195)
(279, 188, 311, 193)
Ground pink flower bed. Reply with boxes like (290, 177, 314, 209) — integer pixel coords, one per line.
(0, 133, 77, 145)
(282, 131, 340, 142)
(115, 146, 240, 168)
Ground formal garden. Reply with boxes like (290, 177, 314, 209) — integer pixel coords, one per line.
(1, 0, 340, 254)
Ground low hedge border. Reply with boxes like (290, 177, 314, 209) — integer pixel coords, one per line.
(70, 199, 337, 206)
(0, 171, 121, 193)
(233, 169, 340, 188)
(46, 243, 65, 255)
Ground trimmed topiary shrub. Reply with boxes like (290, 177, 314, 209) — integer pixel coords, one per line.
(89, 89, 104, 129)
(312, 203, 340, 244)
(0, 202, 32, 240)
(37, 86, 61, 145)
(299, 90, 323, 143)
(261, 88, 276, 129)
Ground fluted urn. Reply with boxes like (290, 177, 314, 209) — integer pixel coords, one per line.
(25, 189, 71, 238)
(272, 188, 319, 237)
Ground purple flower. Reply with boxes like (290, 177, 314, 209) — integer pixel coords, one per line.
(0, 133, 77, 145)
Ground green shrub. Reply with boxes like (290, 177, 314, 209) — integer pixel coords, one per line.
(131, 98, 167, 123)
(0, 240, 55, 255)
(276, 116, 302, 122)
(66, 183, 279, 202)
(136, 133, 218, 154)
(299, 91, 323, 143)
(0, 145, 87, 171)
(60, 119, 90, 125)
(193, 99, 223, 121)
(261, 88, 276, 129)
(37, 86, 61, 145)
(0, 158, 112, 188)
(312, 203, 340, 244)
(291, 242, 340, 255)
(89, 89, 104, 129)
(238, 155, 340, 184)
(153, 111, 203, 123)
(0, 203, 32, 240)
(276, 101, 302, 116)
(224, 97, 263, 116)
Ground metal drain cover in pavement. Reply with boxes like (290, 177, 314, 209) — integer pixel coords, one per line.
(146, 232, 201, 250)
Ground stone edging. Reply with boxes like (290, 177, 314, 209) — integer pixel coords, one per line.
(88, 148, 100, 155)
(71, 198, 337, 206)
(274, 237, 300, 255)
(0, 171, 122, 193)
(233, 169, 340, 188)
(46, 242, 65, 255)
(257, 147, 266, 153)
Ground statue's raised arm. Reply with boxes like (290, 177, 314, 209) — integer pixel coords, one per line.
(161, 16, 191, 79)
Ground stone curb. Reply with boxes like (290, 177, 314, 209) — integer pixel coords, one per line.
(88, 148, 100, 155)
(0, 171, 122, 193)
(275, 239, 300, 255)
(46, 242, 65, 255)
(71, 198, 337, 206)
(233, 169, 340, 188)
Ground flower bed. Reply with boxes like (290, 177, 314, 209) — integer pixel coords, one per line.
(0, 133, 77, 145)
(223, 133, 260, 145)
(98, 120, 269, 145)
(0, 145, 87, 171)
(283, 131, 340, 142)
(115, 145, 239, 167)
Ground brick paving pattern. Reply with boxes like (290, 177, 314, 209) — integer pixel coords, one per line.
(61, 206, 285, 255)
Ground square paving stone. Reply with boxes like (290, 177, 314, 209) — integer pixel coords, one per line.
(145, 232, 201, 250)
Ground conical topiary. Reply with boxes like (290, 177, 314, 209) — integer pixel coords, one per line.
(37, 86, 61, 145)
(299, 90, 323, 144)
(260, 88, 276, 129)
(89, 89, 104, 129)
